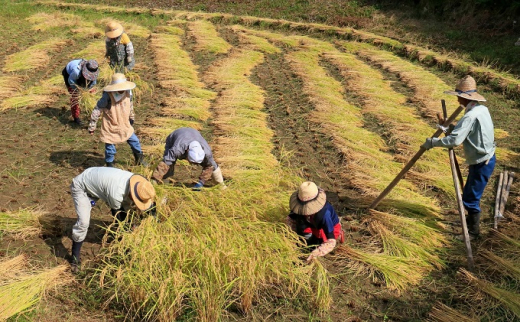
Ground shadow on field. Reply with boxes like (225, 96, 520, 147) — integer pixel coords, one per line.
(35, 107, 73, 126)
(50, 150, 104, 168)
(41, 215, 111, 260)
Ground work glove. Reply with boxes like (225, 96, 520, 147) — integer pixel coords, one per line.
(192, 181, 204, 191)
(421, 138, 434, 150)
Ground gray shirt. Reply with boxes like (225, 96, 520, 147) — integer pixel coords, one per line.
(163, 127, 218, 169)
(433, 101, 495, 165)
(72, 167, 134, 210)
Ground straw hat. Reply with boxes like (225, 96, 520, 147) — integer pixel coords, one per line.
(289, 181, 327, 216)
(187, 141, 205, 163)
(129, 175, 155, 210)
(444, 75, 486, 102)
(81, 60, 99, 81)
(103, 73, 136, 92)
(105, 21, 124, 38)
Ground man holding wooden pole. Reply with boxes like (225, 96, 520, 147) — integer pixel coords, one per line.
(421, 75, 496, 240)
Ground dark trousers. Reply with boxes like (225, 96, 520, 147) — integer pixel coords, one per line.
(462, 154, 496, 214)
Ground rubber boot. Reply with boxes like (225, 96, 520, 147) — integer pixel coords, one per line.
(456, 212, 481, 241)
(71, 241, 83, 273)
(467, 212, 481, 237)
(133, 151, 149, 167)
(73, 117, 83, 126)
(106, 161, 115, 167)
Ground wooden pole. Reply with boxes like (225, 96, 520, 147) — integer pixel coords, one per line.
(441, 100, 473, 270)
(370, 104, 465, 209)
(449, 149, 475, 271)
(441, 100, 464, 189)
(494, 171, 504, 229)
(498, 172, 515, 220)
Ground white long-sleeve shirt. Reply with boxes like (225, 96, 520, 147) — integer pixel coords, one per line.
(72, 167, 133, 210)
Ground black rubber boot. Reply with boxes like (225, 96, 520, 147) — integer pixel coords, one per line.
(106, 161, 115, 167)
(467, 212, 481, 237)
(71, 241, 83, 273)
(133, 151, 149, 167)
(73, 117, 83, 126)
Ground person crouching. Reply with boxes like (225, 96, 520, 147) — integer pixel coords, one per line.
(286, 181, 343, 263)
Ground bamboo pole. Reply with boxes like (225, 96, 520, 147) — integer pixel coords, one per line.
(494, 171, 504, 229)
(370, 103, 465, 209)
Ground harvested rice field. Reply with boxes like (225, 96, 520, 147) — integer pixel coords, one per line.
(0, 0, 519, 321)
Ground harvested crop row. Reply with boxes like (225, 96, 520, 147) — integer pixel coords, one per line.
(2, 38, 70, 73)
(459, 268, 520, 319)
(0, 75, 65, 111)
(0, 209, 46, 239)
(204, 48, 278, 178)
(39, 0, 520, 97)
(142, 24, 216, 154)
(0, 259, 72, 321)
(187, 20, 232, 54)
(347, 42, 520, 165)
(325, 46, 454, 197)
(229, 25, 281, 54)
(428, 302, 476, 322)
(0, 76, 24, 101)
(344, 41, 458, 119)
(241, 27, 438, 211)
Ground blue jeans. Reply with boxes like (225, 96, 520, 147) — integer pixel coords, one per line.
(462, 154, 496, 214)
(105, 133, 142, 163)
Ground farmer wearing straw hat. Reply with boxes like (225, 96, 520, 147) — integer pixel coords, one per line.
(421, 75, 496, 240)
(286, 181, 344, 263)
(69, 167, 156, 273)
(105, 21, 135, 73)
(151, 127, 226, 191)
(88, 73, 147, 167)
(62, 59, 99, 126)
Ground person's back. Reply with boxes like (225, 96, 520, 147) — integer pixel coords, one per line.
(73, 167, 133, 209)
(166, 127, 212, 155)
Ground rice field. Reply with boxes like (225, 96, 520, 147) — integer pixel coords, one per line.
(1, 0, 519, 321)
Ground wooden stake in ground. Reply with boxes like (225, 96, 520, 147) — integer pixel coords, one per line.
(370, 104, 465, 209)
(494, 171, 504, 229)
(496, 171, 515, 229)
